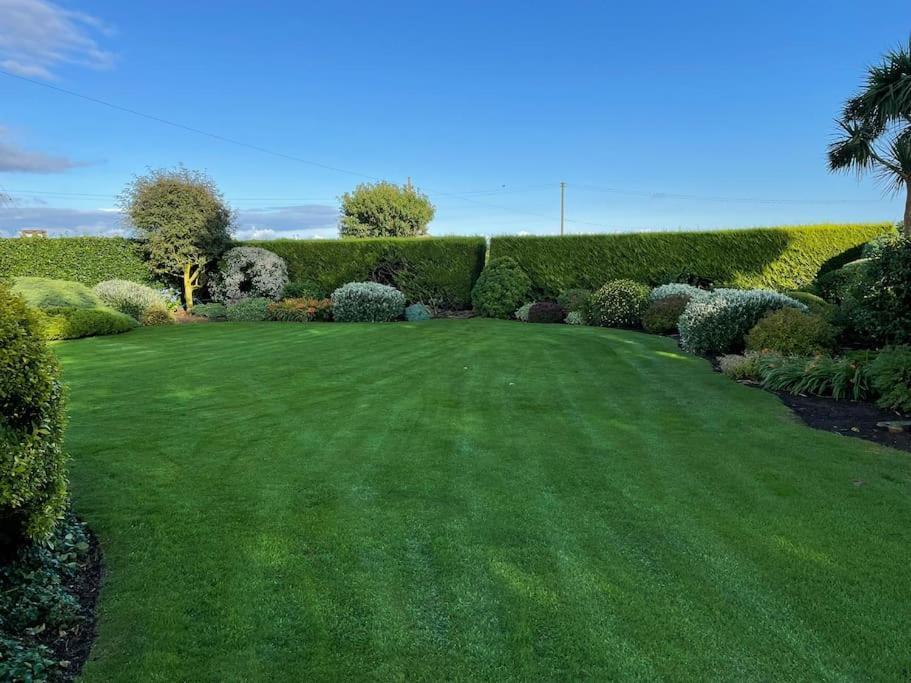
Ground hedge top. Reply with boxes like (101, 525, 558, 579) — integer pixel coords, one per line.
(488, 223, 893, 295)
(0, 237, 150, 286)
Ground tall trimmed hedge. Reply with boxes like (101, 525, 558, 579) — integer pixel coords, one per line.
(245, 236, 486, 309)
(488, 224, 892, 296)
(0, 237, 149, 285)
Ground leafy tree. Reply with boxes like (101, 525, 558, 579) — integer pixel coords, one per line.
(339, 181, 435, 238)
(119, 167, 233, 309)
(829, 38, 911, 237)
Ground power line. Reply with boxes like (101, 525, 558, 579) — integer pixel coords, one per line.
(569, 182, 886, 205)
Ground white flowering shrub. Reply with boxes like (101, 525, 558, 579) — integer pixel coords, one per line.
(678, 288, 807, 354)
(209, 247, 288, 304)
(93, 279, 168, 321)
(514, 302, 532, 322)
(649, 283, 708, 302)
(331, 282, 405, 322)
(565, 310, 585, 325)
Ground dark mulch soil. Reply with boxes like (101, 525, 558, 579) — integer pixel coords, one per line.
(51, 525, 103, 681)
(699, 350, 911, 454)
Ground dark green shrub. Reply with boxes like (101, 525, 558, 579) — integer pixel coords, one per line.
(0, 237, 149, 285)
(471, 257, 533, 319)
(41, 306, 138, 340)
(489, 224, 891, 296)
(642, 295, 689, 334)
(0, 285, 67, 551)
(11, 277, 101, 310)
(405, 302, 432, 322)
(556, 289, 591, 314)
(678, 289, 807, 354)
(869, 346, 911, 413)
(266, 298, 332, 322)
(282, 280, 325, 299)
(755, 354, 873, 401)
(191, 303, 227, 319)
(840, 237, 911, 346)
(527, 301, 566, 323)
(745, 309, 837, 356)
(245, 237, 486, 309)
(225, 298, 271, 322)
(331, 282, 405, 322)
(785, 290, 835, 318)
(589, 280, 649, 328)
(811, 260, 868, 303)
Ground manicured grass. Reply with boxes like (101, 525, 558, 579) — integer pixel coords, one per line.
(56, 320, 909, 680)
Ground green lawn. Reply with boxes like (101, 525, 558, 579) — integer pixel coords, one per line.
(56, 320, 909, 681)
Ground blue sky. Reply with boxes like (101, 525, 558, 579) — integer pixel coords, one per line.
(1, 0, 909, 238)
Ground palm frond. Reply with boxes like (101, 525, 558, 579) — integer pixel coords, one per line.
(857, 36, 911, 126)
(827, 119, 877, 172)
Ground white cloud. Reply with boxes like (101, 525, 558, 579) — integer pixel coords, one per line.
(0, 203, 340, 238)
(0, 127, 86, 172)
(0, 0, 115, 80)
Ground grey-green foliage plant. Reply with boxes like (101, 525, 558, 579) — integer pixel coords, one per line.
(678, 289, 807, 355)
(119, 167, 234, 309)
(405, 302, 432, 322)
(93, 279, 167, 320)
(339, 181, 435, 238)
(330, 282, 405, 322)
(828, 38, 911, 237)
(209, 247, 289, 304)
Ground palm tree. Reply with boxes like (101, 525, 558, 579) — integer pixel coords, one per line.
(829, 38, 911, 237)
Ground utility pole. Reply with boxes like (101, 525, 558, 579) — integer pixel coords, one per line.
(560, 181, 566, 236)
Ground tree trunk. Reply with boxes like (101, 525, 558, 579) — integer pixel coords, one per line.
(905, 186, 911, 239)
(183, 263, 195, 310)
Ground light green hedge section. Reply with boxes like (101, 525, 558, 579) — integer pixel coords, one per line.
(0, 237, 150, 285)
(488, 223, 893, 295)
(245, 236, 487, 309)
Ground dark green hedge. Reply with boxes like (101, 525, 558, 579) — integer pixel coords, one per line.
(245, 236, 486, 308)
(488, 223, 893, 295)
(0, 237, 149, 285)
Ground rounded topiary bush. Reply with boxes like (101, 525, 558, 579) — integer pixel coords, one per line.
(745, 308, 837, 356)
(225, 297, 271, 321)
(210, 247, 289, 304)
(527, 301, 566, 323)
(471, 257, 532, 319)
(642, 294, 690, 335)
(405, 302, 432, 322)
(0, 284, 68, 551)
(678, 289, 807, 355)
(41, 306, 138, 340)
(93, 279, 167, 320)
(590, 280, 650, 328)
(331, 282, 405, 322)
(648, 283, 706, 303)
(784, 291, 835, 318)
(140, 303, 176, 326)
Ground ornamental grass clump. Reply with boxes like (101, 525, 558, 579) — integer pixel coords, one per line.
(589, 280, 650, 328)
(93, 279, 168, 320)
(210, 247, 289, 304)
(331, 282, 405, 322)
(869, 346, 911, 412)
(267, 298, 332, 322)
(678, 289, 806, 355)
(755, 353, 873, 401)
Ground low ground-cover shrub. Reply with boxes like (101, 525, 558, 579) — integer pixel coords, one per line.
(11, 278, 101, 310)
(267, 298, 332, 322)
(745, 308, 837, 356)
(93, 279, 168, 320)
(755, 353, 873, 401)
(331, 282, 405, 322)
(225, 298, 271, 322)
(140, 304, 176, 326)
(678, 289, 806, 354)
(210, 247, 289, 304)
(589, 280, 649, 328)
(0, 285, 67, 551)
(528, 301, 565, 323)
(191, 303, 227, 319)
(41, 306, 138, 340)
(642, 294, 690, 334)
(471, 257, 532, 319)
(514, 302, 532, 322)
(869, 346, 911, 413)
(405, 302, 432, 322)
(0, 511, 91, 681)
